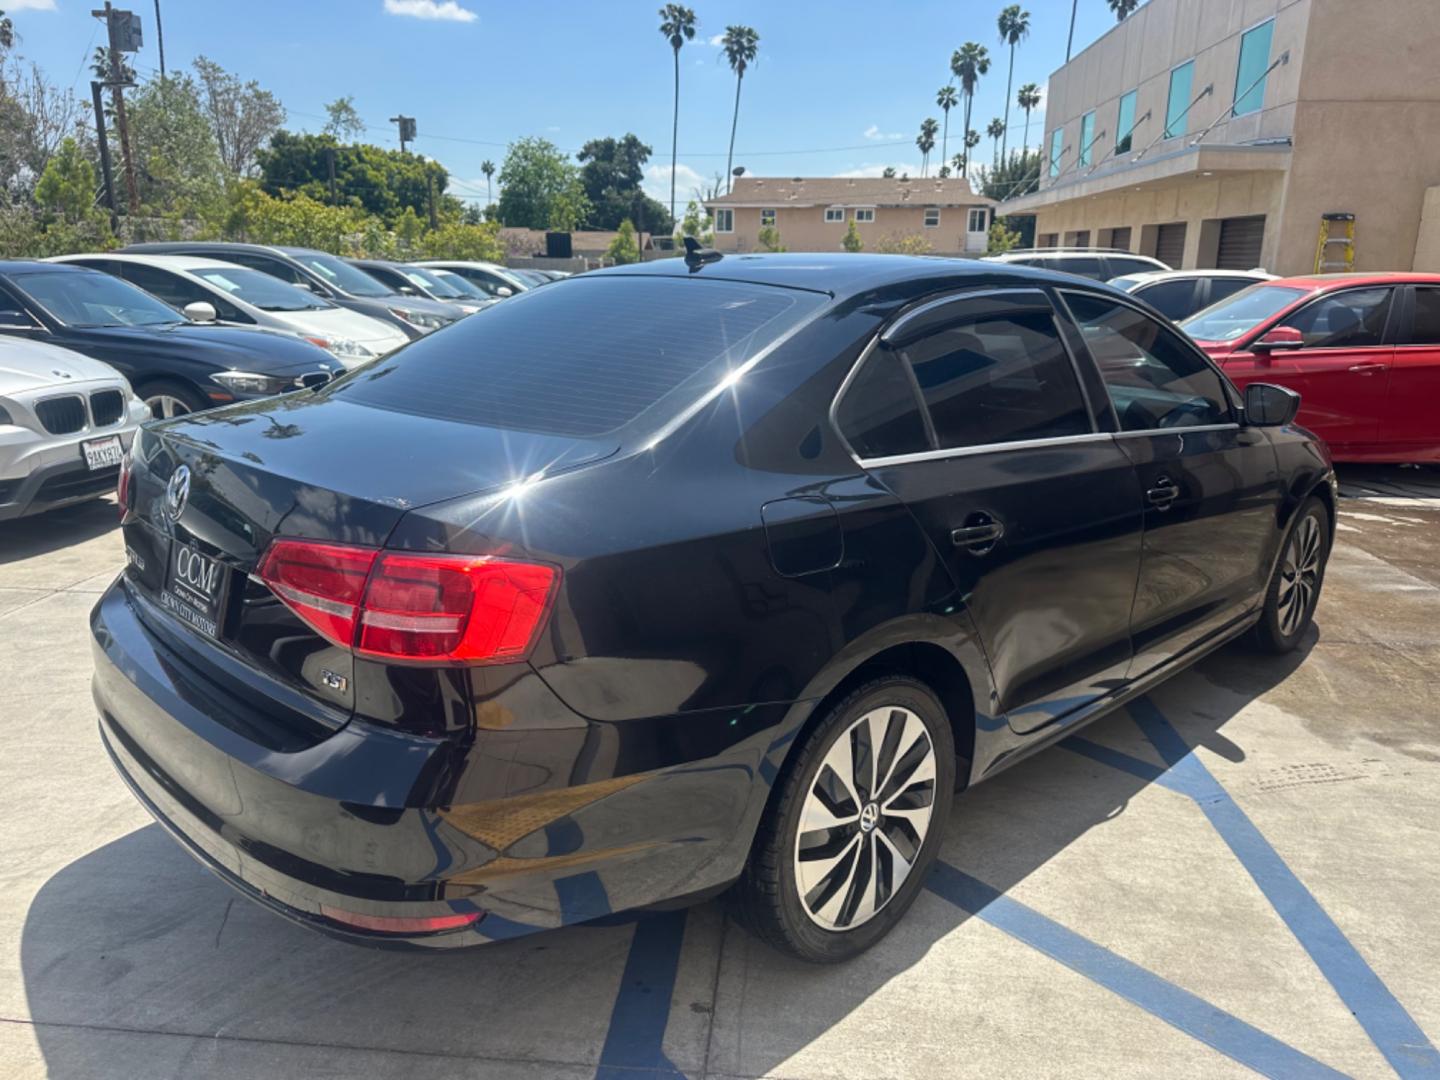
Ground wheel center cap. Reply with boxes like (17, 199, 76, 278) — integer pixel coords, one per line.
(859, 802, 880, 832)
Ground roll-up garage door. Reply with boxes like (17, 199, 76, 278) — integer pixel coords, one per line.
(1216, 215, 1266, 270)
(1110, 226, 1132, 251)
(1155, 223, 1187, 268)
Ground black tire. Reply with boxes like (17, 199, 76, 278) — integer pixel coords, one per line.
(1250, 496, 1330, 654)
(731, 675, 956, 963)
(136, 378, 208, 420)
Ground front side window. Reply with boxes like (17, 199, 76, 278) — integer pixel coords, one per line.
(1165, 61, 1195, 138)
(194, 267, 330, 312)
(1065, 291, 1230, 431)
(1180, 283, 1308, 342)
(760, 208, 776, 227)
(715, 208, 735, 232)
(294, 253, 393, 298)
(1234, 19, 1275, 116)
(1079, 111, 1096, 166)
(121, 265, 218, 312)
(923, 208, 940, 228)
(968, 208, 987, 232)
(1279, 288, 1393, 349)
(1409, 287, 1440, 345)
(895, 300, 1091, 450)
(854, 208, 875, 223)
(1049, 128, 1064, 177)
(1115, 90, 1138, 154)
(835, 350, 929, 459)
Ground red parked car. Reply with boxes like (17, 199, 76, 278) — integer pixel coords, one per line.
(1181, 273, 1440, 463)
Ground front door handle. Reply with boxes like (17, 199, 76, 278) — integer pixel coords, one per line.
(952, 512, 1004, 555)
(1347, 362, 1387, 374)
(1146, 477, 1181, 509)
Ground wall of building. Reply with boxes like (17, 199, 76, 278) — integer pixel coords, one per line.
(712, 205, 986, 255)
(1415, 188, 1440, 274)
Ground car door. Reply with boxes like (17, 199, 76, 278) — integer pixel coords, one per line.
(1058, 289, 1283, 675)
(1220, 286, 1397, 452)
(1384, 285, 1440, 454)
(836, 287, 1144, 733)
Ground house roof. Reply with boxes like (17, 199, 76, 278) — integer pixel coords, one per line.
(704, 176, 996, 209)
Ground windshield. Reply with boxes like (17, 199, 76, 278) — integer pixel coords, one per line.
(430, 269, 488, 300)
(402, 267, 465, 299)
(194, 266, 331, 312)
(510, 269, 550, 286)
(292, 252, 394, 298)
(1180, 284, 1309, 342)
(13, 270, 180, 328)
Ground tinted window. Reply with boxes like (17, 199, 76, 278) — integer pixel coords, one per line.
(1054, 257, 1106, 280)
(1207, 277, 1257, 305)
(223, 252, 310, 287)
(1234, 19, 1275, 116)
(896, 304, 1090, 449)
(1280, 288, 1392, 348)
(1107, 257, 1163, 278)
(835, 351, 929, 459)
(1166, 61, 1194, 138)
(1411, 288, 1440, 345)
(121, 265, 212, 309)
(1115, 89, 1138, 154)
(1135, 279, 1199, 320)
(328, 277, 824, 438)
(12, 270, 179, 328)
(1065, 291, 1230, 431)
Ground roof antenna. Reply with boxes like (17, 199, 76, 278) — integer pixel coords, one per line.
(683, 236, 723, 272)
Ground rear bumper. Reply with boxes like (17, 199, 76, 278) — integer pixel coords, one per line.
(91, 578, 795, 948)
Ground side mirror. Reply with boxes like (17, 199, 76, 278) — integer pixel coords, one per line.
(183, 301, 218, 323)
(1251, 326, 1305, 352)
(1244, 382, 1301, 427)
(495, 286, 514, 298)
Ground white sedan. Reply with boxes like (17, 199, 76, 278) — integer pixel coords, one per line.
(0, 336, 147, 521)
(50, 254, 409, 367)
(1107, 269, 1276, 322)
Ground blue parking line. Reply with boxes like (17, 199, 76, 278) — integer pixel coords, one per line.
(927, 862, 1347, 1079)
(595, 909, 689, 1080)
(1062, 735, 1182, 791)
(1130, 697, 1440, 1079)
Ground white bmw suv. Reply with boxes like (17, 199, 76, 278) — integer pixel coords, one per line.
(0, 335, 148, 521)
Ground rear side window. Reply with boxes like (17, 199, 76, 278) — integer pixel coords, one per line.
(1207, 277, 1256, 305)
(329, 277, 823, 438)
(1135, 279, 1199, 320)
(1411, 287, 1440, 345)
(1279, 288, 1392, 348)
(1065, 291, 1230, 431)
(1054, 257, 1107, 280)
(835, 351, 929, 459)
(1107, 257, 1163, 278)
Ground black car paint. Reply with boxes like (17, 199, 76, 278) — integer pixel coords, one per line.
(91, 254, 1335, 948)
(0, 262, 338, 406)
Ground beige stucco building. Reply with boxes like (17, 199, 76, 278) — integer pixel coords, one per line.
(703, 177, 997, 256)
(1001, 0, 1440, 276)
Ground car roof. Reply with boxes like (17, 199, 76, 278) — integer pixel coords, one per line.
(1267, 271, 1440, 290)
(1125, 269, 1275, 284)
(0, 259, 86, 275)
(54, 253, 247, 274)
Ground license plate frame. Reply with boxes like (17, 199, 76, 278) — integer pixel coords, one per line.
(161, 540, 229, 638)
(82, 434, 124, 471)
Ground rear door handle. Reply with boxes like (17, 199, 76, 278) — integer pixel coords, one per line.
(951, 512, 1004, 555)
(1146, 477, 1181, 509)
(1347, 362, 1387, 374)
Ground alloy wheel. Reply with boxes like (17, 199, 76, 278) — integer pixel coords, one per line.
(1277, 514, 1322, 636)
(794, 706, 937, 931)
(147, 394, 193, 420)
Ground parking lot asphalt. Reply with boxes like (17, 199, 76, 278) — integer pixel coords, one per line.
(1, 466, 1437, 1080)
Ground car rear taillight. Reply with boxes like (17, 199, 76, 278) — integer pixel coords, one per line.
(256, 539, 558, 666)
(319, 905, 482, 935)
(116, 452, 133, 518)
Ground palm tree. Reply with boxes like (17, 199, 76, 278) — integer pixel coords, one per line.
(1108, 0, 1141, 20)
(996, 5, 1030, 163)
(951, 153, 967, 176)
(480, 160, 495, 205)
(949, 43, 990, 177)
(916, 117, 939, 176)
(987, 118, 1005, 167)
(658, 5, 697, 228)
(1017, 83, 1042, 155)
(721, 25, 760, 194)
(935, 86, 958, 173)
(0, 11, 13, 51)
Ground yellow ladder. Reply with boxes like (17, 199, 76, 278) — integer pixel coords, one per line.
(1314, 212, 1355, 273)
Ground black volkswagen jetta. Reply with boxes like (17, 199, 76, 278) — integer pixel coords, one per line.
(92, 253, 1334, 961)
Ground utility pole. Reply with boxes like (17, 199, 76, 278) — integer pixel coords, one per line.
(389, 114, 416, 154)
(89, 80, 119, 233)
(326, 147, 337, 205)
(426, 172, 438, 229)
(91, 4, 141, 215)
(153, 0, 165, 80)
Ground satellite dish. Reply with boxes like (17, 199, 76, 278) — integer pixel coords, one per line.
(731, 166, 746, 177)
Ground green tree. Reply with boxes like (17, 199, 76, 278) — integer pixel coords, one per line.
(0, 10, 13, 51)
(936, 86, 958, 173)
(577, 133, 669, 231)
(949, 43, 989, 177)
(1017, 83, 1042, 155)
(916, 117, 938, 177)
(1108, 0, 1141, 21)
(881, 166, 897, 179)
(658, 4, 696, 227)
(497, 137, 580, 229)
(720, 25, 759, 194)
(757, 223, 785, 252)
(987, 117, 1006, 167)
(192, 56, 285, 176)
(35, 137, 95, 222)
(547, 177, 591, 232)
(420, 220, 506, 261)
(125, 73, 227, 224)
(996, 5, 1030, 162)
(986, 216, 1022, 254)
(606, 218, 640, 264)
(257, 131, 455, 225)
(322, 96, 365, 141)
(480, 158, 495, 204)
(841, 219, 862, 252)
(678, 199, 712, 244)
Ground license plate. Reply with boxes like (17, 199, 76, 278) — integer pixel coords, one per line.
(82, 435, 125, 471)
(162, 541, 228, 638)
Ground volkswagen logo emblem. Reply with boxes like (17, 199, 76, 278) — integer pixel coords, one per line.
(165, 465, 191, 522)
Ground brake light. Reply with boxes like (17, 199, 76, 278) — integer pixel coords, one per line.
(319, 905, 482, 935)
(116, 452, 133, 518)
(256, 539, 558, 665)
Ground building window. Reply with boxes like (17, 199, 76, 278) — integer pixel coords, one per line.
(760, 208, 776, 227)
(1165, 60, 1195, 139)
(968, 208, 987, 232)
(1079, 111, 1096, 166)
(1115, 90, 1138, 154)
(923, 208, 941, 228)
(1234, 19, 1275, 116)
(1048, 128, 1064, 177)
(1039, 233, 1058, 248)
(854, 207, 875, 223)
(825, 206, 845, 223)
(714, 208, 734, 233)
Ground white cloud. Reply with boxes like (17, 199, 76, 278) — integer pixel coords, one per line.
(708, 33, 725, 45)
(645, 162, 707, 208)
(383, 0, 477, 23)
(6, 0, 57, 9)
(863, 124, 904, 141)
(837, 163, 923, 179)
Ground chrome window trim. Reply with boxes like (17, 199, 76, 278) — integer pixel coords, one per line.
(1111, 422, 1240, 440)
(857, 431, 1119, 469)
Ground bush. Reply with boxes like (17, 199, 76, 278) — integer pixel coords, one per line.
(841, 220, 863, 253)
(987, 218, 1023, 254)
(758, 224, 786, 252)
(875, 232, 933, 255)
(606, 219, 640, 265)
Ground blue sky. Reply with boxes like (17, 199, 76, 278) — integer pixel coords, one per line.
(8, 0, 1127, 210)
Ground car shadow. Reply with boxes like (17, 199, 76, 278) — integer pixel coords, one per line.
(1335, 462, 1440, 501)
(0, 498, 118, 565)
(19, 630, 1317, 1078)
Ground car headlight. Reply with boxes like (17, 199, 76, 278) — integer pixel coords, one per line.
(389, 307, 450, 333)
(210, 371, 296, 395)
(306, 337, 376, 362)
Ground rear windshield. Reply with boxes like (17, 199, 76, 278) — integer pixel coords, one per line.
(325, 275, 824, 437)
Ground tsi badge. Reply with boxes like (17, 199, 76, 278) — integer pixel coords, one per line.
(165, 464, 191, 522)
